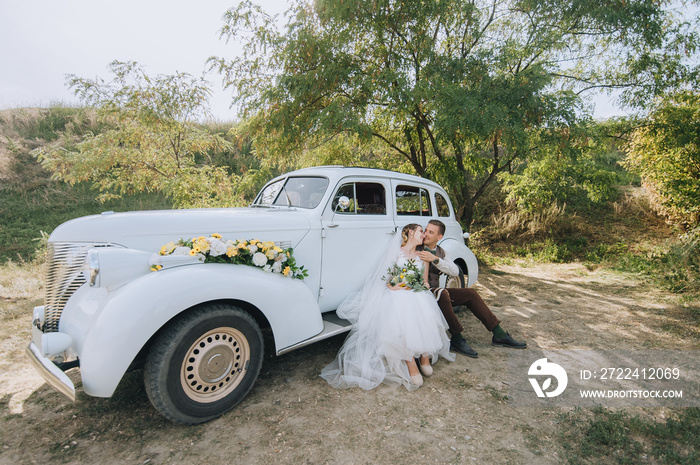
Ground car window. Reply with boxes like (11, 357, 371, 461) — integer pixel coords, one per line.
(396, 185, 432, 216)
(254, 178, 284, 206)
(332, 182, 386, 215)
(435, 192, 451, 217)
(254, 176, 329, 208)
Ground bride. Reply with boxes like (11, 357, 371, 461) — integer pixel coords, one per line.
(321, 223, 455, 390)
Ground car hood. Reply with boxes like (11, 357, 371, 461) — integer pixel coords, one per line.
(49, 207, 313, 252)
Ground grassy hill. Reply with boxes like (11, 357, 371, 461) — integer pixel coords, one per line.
(0, 107, 172, 262)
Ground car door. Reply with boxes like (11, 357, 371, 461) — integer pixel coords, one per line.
(318, 177, 397, 311)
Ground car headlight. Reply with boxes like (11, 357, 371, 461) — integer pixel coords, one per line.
(83, 249, 100, 287)
(81, 248, 152, 291)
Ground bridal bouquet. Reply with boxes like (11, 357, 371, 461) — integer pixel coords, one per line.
(152, 234, 308, 280)
(383, 259, 428, 292)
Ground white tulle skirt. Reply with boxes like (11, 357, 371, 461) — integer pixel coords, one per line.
(321, 287, 455, 391)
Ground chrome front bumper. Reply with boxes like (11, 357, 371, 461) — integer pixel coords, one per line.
(25, 342, 76, 402)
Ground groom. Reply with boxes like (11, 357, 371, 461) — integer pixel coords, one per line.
(417, 219, 526, 358)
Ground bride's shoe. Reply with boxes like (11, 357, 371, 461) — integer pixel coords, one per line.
(410, 373, 424, 387)
(407, 360, 424, 387)
(419, 355, 433, 377)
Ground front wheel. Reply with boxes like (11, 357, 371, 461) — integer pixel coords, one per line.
(144, 304, 264, 424)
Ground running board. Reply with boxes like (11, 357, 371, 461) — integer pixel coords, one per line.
(276, 312, 352, 356)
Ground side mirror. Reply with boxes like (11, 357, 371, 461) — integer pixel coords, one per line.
(329, 196, 350, 228)
(336, 196, 350, 212)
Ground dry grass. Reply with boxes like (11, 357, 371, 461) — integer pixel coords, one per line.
(487, 202, 579, 240)
(0, 260, 43, 302)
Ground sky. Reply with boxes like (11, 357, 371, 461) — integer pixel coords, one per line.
(0, 0, 625, 121)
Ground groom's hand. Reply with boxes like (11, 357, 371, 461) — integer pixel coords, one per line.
(417, 250, 437, 262)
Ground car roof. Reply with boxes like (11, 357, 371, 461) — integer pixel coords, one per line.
(279, 166, 444, 189)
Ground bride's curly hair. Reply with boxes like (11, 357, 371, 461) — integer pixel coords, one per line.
(401, 223, 422, 246)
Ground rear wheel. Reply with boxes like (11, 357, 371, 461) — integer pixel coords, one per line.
(144, 304, 263, 424)
(445, 268, 466, 289)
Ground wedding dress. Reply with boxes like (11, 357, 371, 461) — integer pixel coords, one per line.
(320, 234, 455, 391)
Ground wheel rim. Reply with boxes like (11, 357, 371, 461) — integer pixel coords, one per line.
(445, 272, 464, 289)
(180, 327, 250, 403)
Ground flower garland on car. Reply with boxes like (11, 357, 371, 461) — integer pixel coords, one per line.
(152, 233, 308, 280)
(383, 259, 428, 292)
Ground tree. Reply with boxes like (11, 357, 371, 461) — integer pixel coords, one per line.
(624, 91, 700, 228)
(500, 124, 622, 212)
(211, 0, 696, 227)
(35, 61, 244, 208)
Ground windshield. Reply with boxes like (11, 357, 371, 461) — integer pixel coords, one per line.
(253, 176, 329, 209)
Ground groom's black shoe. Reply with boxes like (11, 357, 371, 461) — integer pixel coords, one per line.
(451, 337, 478, 358)
(492, 332, 527, 349)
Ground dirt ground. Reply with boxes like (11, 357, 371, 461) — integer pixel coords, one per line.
(1, 261, 697, 464)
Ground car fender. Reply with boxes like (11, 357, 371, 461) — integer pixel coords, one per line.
(438, 238, 479, 287)
(61, 263, 322, 397)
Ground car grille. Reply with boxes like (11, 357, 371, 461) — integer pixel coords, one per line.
(43, 242, 114, 332)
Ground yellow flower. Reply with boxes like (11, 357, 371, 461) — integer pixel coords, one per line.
(283, 266, 291, 276)
(160, 241, 176, 256)
(226, 246, 238, 257)
(211, 233, 222, 239)
(192, 237, 210, 253)
(274, 246, 283, 253)
(150, 264, 163, 271)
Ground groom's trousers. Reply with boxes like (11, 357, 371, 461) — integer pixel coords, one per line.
(432, 287, 501, 337)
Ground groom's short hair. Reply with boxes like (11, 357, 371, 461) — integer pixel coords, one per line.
(428, 219, 446, 236)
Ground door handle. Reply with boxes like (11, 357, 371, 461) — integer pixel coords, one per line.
(327, 224, 339, 228)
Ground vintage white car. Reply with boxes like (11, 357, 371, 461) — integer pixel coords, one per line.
(26, 166, 478, 424)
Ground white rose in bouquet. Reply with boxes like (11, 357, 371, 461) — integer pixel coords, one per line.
(208, 238, 228, 257)
(172, 246, 192, 256)
(252, 252, 268, 267)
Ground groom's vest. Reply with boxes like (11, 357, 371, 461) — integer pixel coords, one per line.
(417, 245, 446, 289)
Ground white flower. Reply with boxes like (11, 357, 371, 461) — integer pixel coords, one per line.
(248, 244, 259, 254)
(252, 252, 268, 267)
(209, 239, 228, 257)
(172, 246, 192, 256)
(263, 264, 272, 273)
(272, 261, 283, 273)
